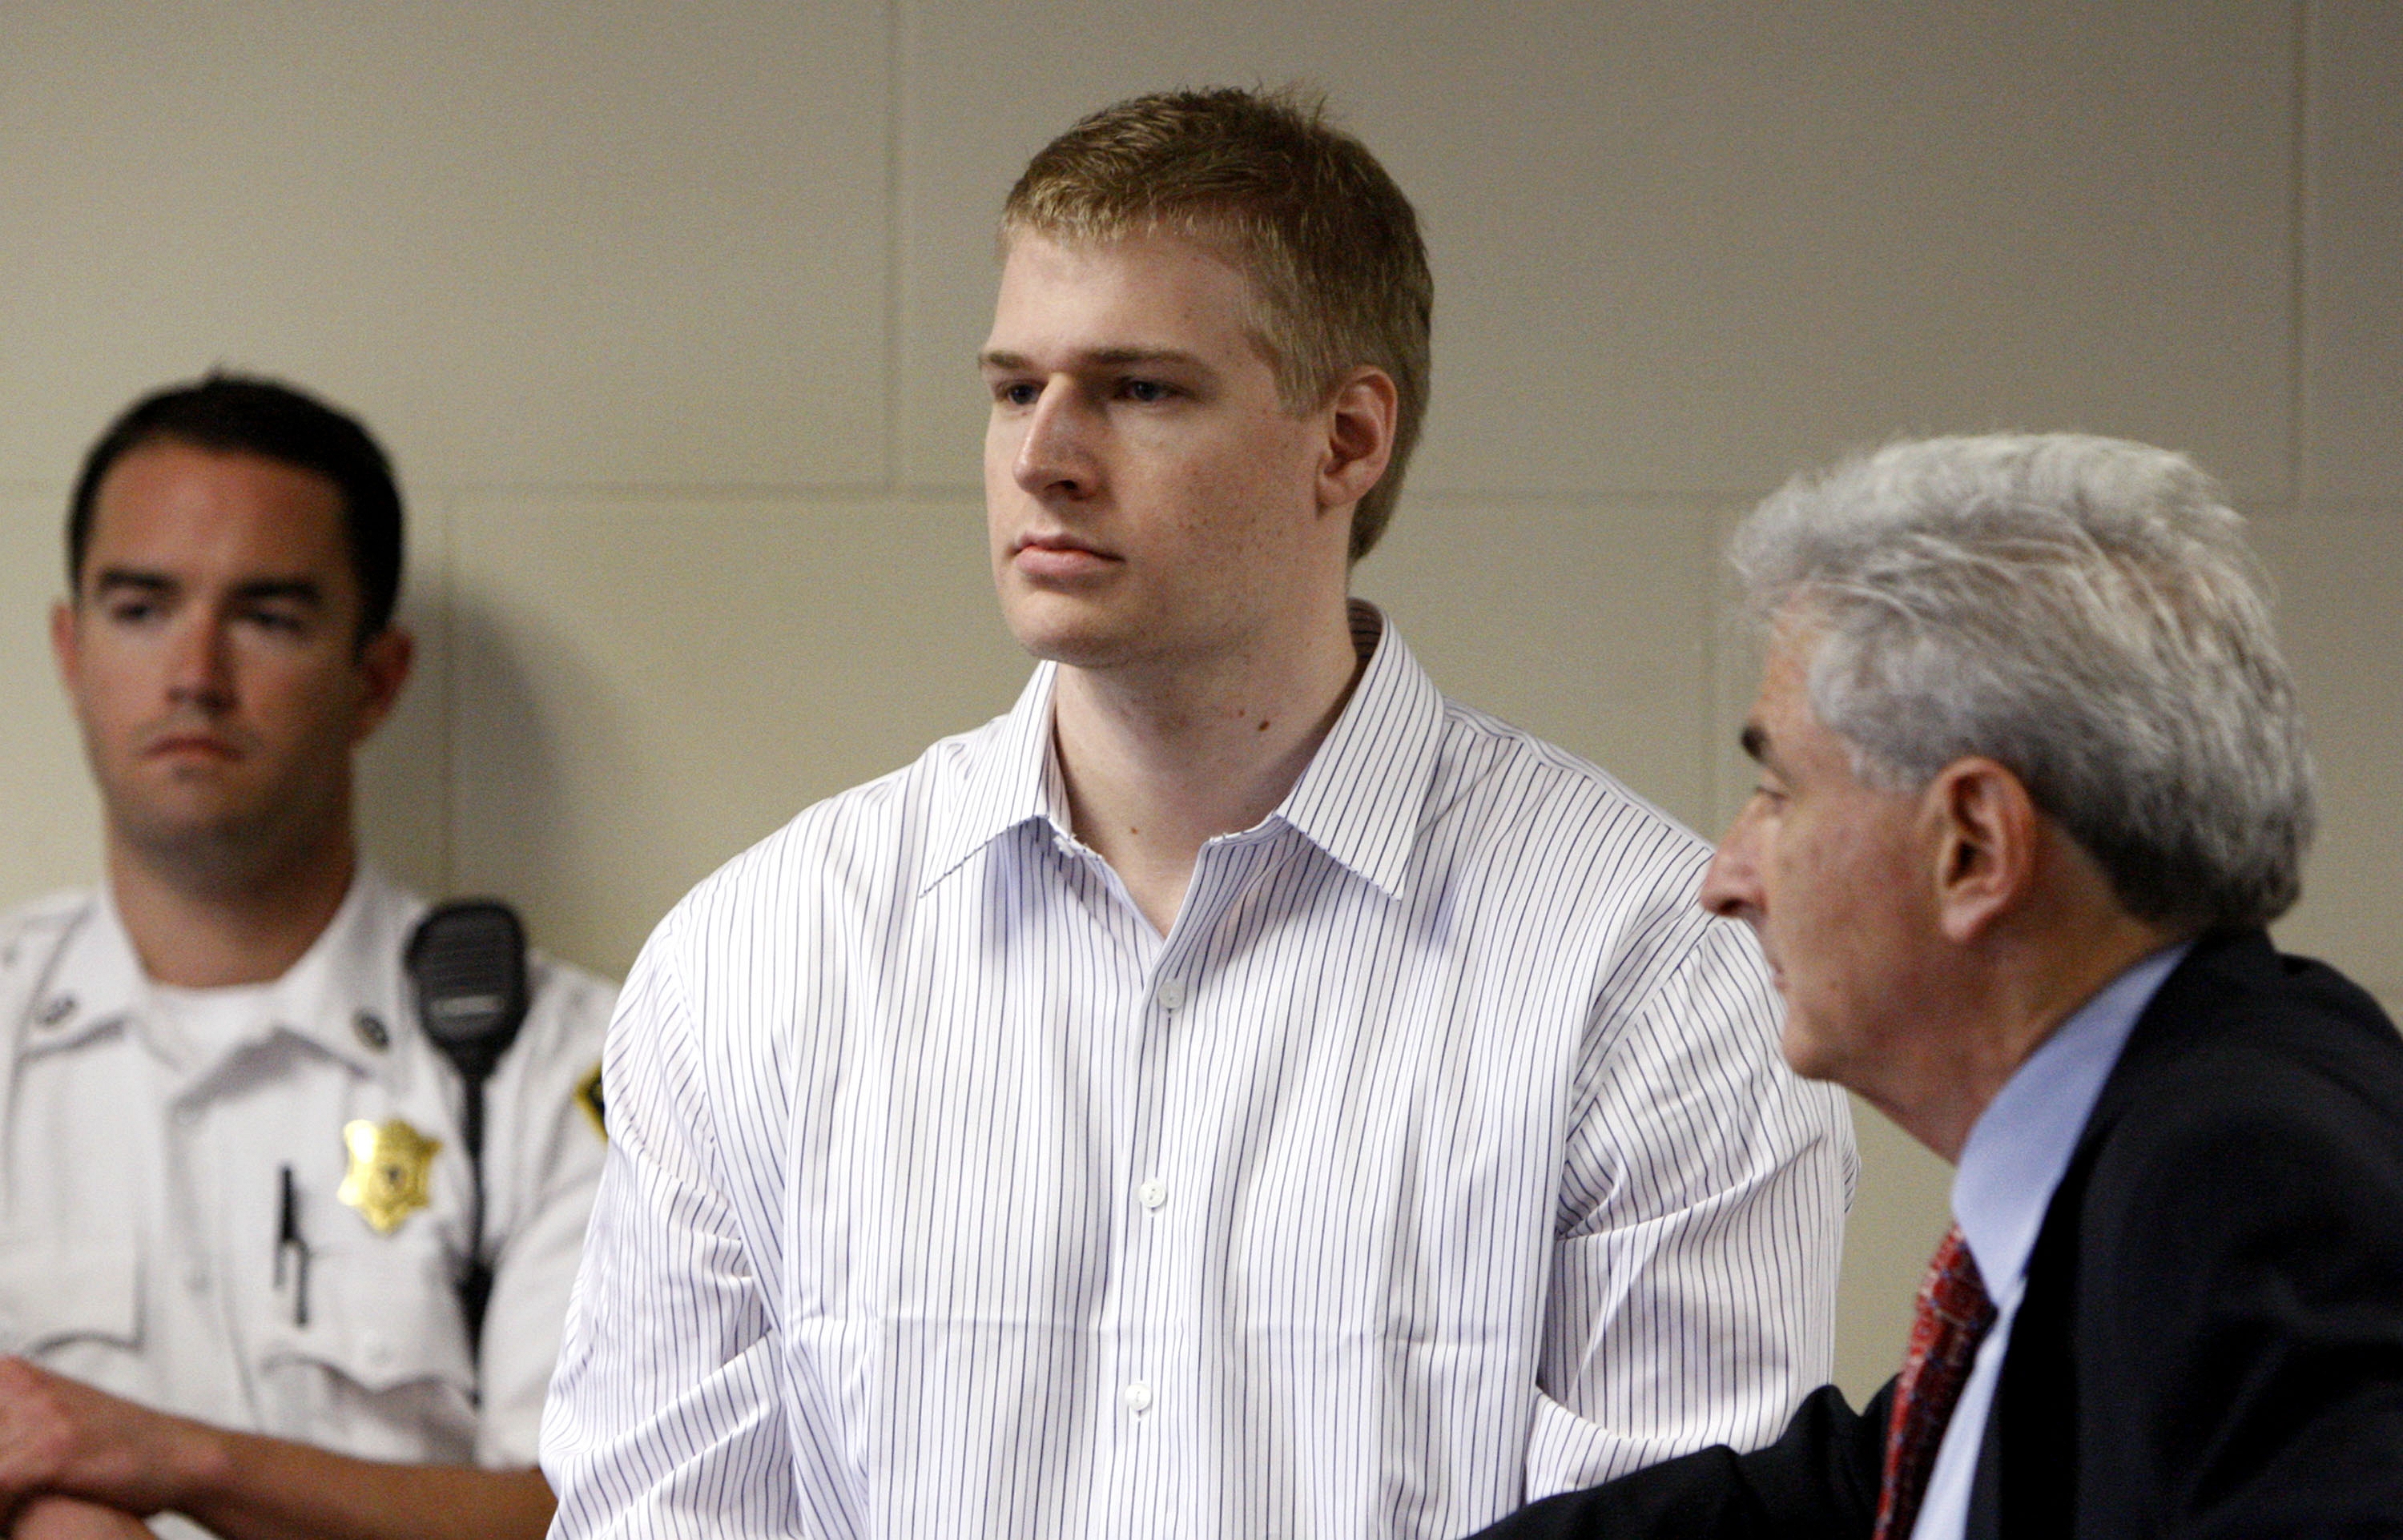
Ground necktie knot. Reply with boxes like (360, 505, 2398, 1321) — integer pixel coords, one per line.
(1874, 1224, 1998, 1540)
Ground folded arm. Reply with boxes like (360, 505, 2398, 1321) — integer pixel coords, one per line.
(0, 1357, 552, 1540)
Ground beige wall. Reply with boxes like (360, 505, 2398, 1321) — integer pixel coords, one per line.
(2, 1, 2396, 1408)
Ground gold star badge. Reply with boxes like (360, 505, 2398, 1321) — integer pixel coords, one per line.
(339, 1119, 441, 1234)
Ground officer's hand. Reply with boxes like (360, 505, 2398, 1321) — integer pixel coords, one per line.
(10, 1494, 151, 1540)
(0, 1357, 208, 1522)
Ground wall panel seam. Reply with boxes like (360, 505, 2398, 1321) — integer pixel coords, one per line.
(884, 0, 907, 493)
(2289, 0, 2312, 501)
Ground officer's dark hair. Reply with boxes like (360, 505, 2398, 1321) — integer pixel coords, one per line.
(67, 372, 405, 645)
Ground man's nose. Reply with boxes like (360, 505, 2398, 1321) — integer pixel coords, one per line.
(166, 615, 237, 708)
(1698, 805, 1763, 923)
(1012, 384, 1093, 500)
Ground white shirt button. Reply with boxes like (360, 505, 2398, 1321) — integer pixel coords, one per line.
(1137, 1179, 1167, 1212)
(1122, 1381, 1154, 1413)
(173, 1104, 203, 1128)
(1155, 976, 1186, 1011)
(184, 1268, 211, 1297)
(364, 1335, 392, 1370)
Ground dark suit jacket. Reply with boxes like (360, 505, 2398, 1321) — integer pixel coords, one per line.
(1470, 929, 2403, 1538)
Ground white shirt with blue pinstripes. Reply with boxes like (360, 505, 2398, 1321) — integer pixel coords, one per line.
(541, 609, 1854, 1539)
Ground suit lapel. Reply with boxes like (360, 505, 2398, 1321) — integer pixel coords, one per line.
(1970, 930, 2273, 1536)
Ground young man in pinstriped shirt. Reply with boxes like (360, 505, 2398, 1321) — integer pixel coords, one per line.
(541, 87, 1854, 1538)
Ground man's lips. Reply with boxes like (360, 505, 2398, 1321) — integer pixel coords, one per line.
(1011, 533, 1120, 581)
(145, 731, 240, 762)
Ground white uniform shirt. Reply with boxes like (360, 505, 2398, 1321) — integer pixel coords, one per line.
(544, 609, 1854, 1540)
(0, 866, 614, 1522)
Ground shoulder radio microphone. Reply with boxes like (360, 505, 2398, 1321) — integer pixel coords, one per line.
(406, 899, 531, 1362)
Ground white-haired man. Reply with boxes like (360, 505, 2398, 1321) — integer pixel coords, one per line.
(1472, 433, 2403, 1537)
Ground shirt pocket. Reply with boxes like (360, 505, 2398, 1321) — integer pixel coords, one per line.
(252, 1252, 481, 1463)
(0, 1237, 138, 1357)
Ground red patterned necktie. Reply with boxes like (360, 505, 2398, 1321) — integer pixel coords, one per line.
(1873, 1224, 1998, 1540)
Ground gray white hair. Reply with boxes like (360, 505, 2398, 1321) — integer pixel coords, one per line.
(1733, 432, 2314, 931)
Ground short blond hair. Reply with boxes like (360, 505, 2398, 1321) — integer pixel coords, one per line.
(1003, 86, 1432, 562)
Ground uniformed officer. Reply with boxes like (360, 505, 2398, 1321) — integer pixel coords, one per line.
(0, 375, 614, 1540)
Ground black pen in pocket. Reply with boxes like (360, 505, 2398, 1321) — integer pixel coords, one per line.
(276, 1164, 311, 1328)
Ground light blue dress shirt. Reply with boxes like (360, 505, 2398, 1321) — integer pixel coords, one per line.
(1910, 942, 2189, 1539)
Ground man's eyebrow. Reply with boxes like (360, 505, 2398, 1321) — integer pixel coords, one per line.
(229, 578, 327, 607)
(90, 569, 326, 608)
(976, 346, 1210, 372)
(93, 568, 175, 596)
(1087, 347, 1207, 370)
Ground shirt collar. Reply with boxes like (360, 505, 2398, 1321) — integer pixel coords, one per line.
(918, 601, 1448, 903)
(267, 864, 421, 1082)
(1952, 940, 2191, 1293)
(30, 866, 421, 1087)
(1269, 601, 1447, 900)
(920, 662, 1065, 894)
(24, 894, 147, 1056)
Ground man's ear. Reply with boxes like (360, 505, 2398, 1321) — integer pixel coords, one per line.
(1925, 757, 2041, 944)
(349, 626, 415, 745)
(50, 599, 80, 690)
(1315, 366, 1398, 515)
